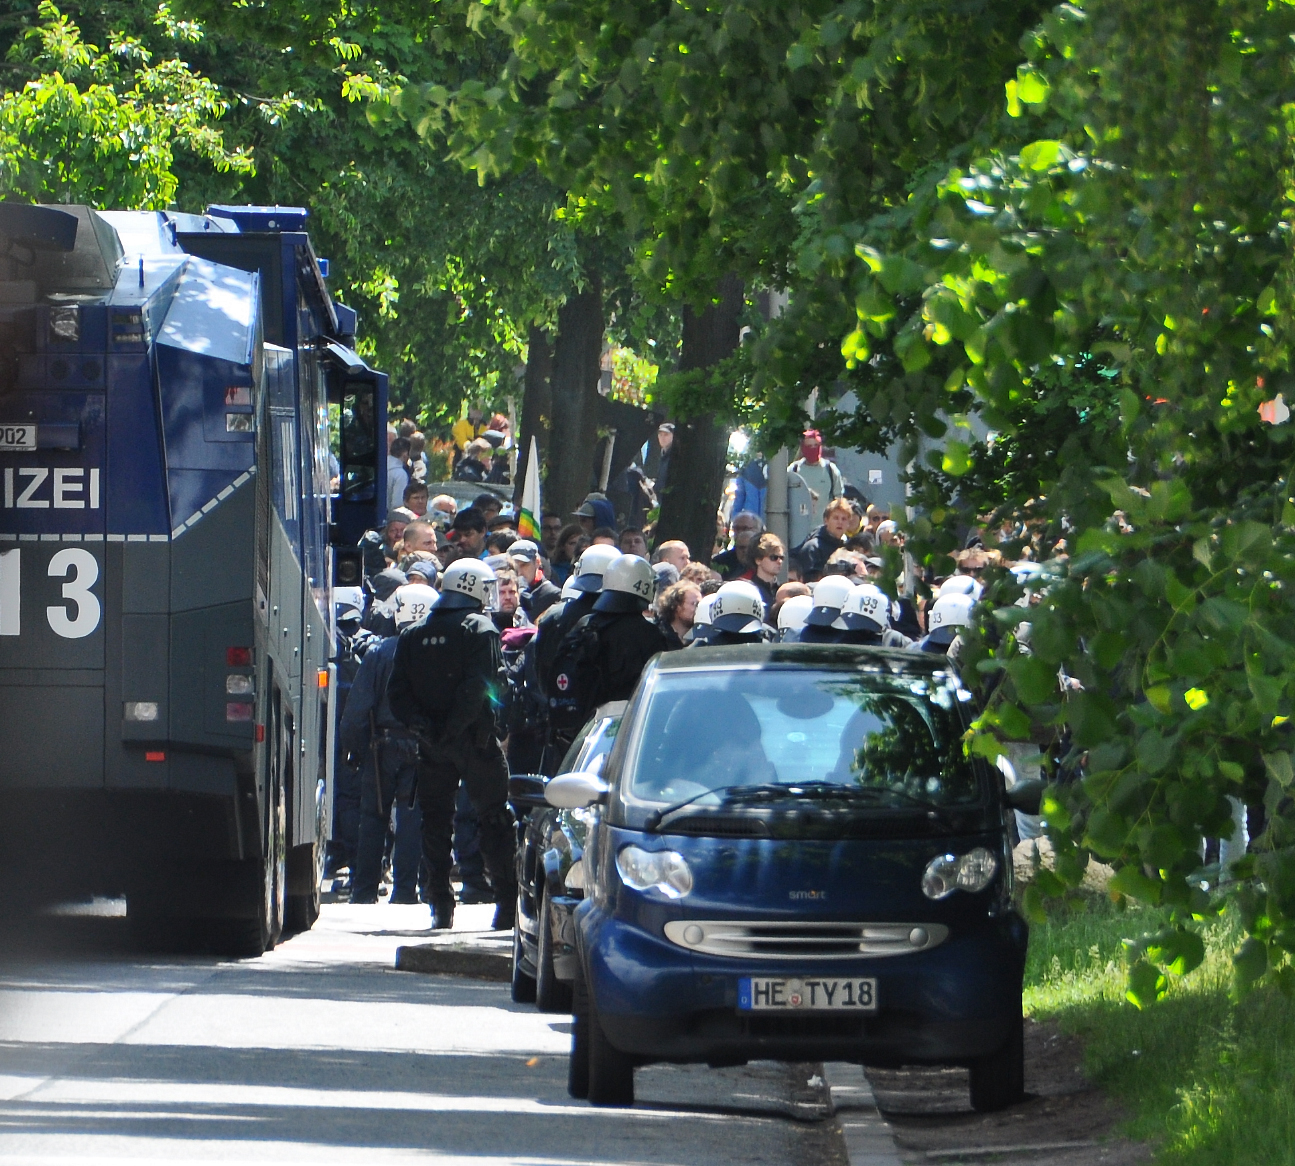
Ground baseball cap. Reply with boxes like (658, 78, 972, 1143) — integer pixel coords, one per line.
(385, 507, 416, 527)
(508, 539, 540, 563)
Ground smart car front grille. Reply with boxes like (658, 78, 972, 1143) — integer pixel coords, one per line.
(743, 1014, 866, 1039)
(662, 919, 949, 960)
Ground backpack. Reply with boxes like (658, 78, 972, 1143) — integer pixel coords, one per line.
(503, 629, 547, 737)
(546, 614, 604, 733)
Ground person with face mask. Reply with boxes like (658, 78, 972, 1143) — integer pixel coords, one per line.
(788, 428, 845, 530)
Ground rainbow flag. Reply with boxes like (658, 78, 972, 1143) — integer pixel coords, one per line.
(517, 435, 541, 541)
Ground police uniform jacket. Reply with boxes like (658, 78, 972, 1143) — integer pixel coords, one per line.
(388, 608, 504, 740)
(585, 612, 668, 706)
(338, 636, 411, 760)
(534, 591, 598, 699)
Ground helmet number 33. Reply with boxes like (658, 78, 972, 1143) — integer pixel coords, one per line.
(0, 548, 102, 639)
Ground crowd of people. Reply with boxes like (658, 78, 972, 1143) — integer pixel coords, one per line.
(326, 423, 1047, 926)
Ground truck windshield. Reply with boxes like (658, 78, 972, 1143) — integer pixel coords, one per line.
(625, 668, 982, 810)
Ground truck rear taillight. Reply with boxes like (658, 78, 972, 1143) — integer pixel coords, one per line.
(226, 647, 252, 666)
(226, 702, 254, 723)
(123, 701, 159, 722)
(225, 675, 253, 696)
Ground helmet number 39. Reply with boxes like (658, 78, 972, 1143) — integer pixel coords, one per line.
(0, 548, 102, 639)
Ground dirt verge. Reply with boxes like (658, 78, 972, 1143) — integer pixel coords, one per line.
(865, 1018, 1150, 1165)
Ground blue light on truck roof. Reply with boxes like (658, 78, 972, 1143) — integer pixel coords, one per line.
(205, 205, 309, 232)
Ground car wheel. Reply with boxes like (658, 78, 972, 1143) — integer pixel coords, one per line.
(587, 1003, 635, 1107)
(969, 1015, 1025, 1112)
(535, 888, 574, 1013)
(511, 902, 537, 1004)
(568, 967, 590, 1100)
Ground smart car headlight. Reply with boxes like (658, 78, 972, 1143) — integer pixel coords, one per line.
(921, 847, 999, 899)
(616, 845, 693, 898)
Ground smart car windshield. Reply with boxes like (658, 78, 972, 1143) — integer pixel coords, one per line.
(625, 667, 981, 810)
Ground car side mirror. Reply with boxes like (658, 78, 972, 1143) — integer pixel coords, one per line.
(546, 771, 609, 810)
(1005, 779, 1045, 816)
(508, 773, 548, 810)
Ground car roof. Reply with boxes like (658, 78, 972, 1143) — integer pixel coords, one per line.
(651, 642, 952, 676)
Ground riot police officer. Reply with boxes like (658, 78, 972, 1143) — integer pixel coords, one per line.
(917, 590, 975, 655)
(702, 580, 774, 646)
(338, 583, 437, 905)
(551, 555, 665, 720)
(797, 575, 856, 644)
(837, 582, 914, 648)
(387, 560, 517, 932)
(534, 543, 621, 770)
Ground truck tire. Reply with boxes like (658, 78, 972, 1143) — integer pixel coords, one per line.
(969, 1015, 1025, 1112)
(535, 888, 573, 1013)
(286, 777, 325, 933)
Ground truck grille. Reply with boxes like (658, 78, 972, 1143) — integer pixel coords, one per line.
(662, 919, 949, 960)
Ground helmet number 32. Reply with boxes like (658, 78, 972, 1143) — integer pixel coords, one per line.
(0, 547, 102, 639)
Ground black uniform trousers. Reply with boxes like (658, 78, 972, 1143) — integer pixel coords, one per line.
(353, 736, 423, 903)
(416, 734, 517, 905)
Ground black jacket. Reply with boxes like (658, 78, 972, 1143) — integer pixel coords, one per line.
(534, 591, 598, 699)
(338, 637, 412, 762)
(387, 607, 504, 741)
(584, 612, 668, 706)
(711, 547, 749, 581)
(521, 577, 562, 621)
(792, 525, 845, 581)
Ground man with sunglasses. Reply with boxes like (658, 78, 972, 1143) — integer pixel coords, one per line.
(739, 533, 786, 616)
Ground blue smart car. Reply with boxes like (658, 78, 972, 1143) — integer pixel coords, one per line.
(544, 644, 1038, 1109)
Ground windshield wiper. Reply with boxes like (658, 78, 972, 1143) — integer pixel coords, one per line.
(645, 784, 787, 831)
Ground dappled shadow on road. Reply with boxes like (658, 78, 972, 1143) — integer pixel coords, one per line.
(0, 1043, 836, 1161)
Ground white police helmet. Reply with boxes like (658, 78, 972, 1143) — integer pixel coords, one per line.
(926, 591, 975, 645)
(1010, 560, 1046, 591)
(938, 573, 983, 600)
(437, 559, 497, 610)
(805, 574, 857, 628)
(777, 594, 814, 640)
(571, 544, 621, 593)
(392, 583, 439, 629)
(711, 580, 766, 634)
(840, 582, 891, 633)
(594, 554, 655, 613)
(693, 593, 718, 627)
(560, 576, 581, 599)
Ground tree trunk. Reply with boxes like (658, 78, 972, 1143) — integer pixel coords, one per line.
(546, 277, 604, 519)
(514, 324, 553, 509)
(655, 273, 743, 563)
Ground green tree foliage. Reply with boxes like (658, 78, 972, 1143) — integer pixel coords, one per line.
(421, 0, 1295, 1000)
(0, 2, 250, 207)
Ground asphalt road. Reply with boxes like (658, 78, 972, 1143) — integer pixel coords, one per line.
(0, 900, 846, 1164)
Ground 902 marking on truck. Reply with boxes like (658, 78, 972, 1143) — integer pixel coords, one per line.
(0, 548, 101, 638)
(0, 425, 36, 451)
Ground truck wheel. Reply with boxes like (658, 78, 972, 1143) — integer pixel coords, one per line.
(286, 778, 325, 933)
(511, 901, 538, 1004)
(587, 1003, 635, 1107)
(569, 968, 590, 1099)
(535, 888, 573, 1013)
(969, 1015, 1025, 1112)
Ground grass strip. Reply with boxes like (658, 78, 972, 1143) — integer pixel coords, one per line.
(1025, 895, 1295, 1165)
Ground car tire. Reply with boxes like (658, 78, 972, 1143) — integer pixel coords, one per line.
(511, 905, 537, 1004)
(969, 1015, 1025, 1112)
(535, 888, 574, 1013)
(587, 1003, 635, 1107)
(569, 967, 590, 1099)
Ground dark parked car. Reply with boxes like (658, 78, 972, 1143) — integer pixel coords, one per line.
(508, 703, 625, 1010)
(544, 644, 1040, 1109)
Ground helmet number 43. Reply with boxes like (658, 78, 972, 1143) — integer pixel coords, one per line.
(0, 547, 102, 639)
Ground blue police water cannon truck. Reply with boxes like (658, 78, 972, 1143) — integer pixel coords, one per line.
(0, 202, 388, 953)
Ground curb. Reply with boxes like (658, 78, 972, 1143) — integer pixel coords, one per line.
(395, 941, 512, 982)
(823, 1062, 904, 1166)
